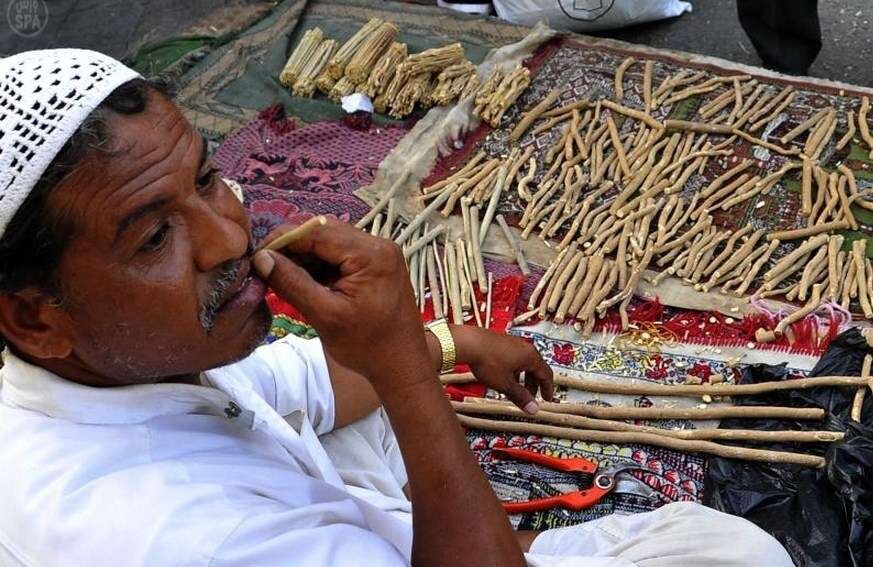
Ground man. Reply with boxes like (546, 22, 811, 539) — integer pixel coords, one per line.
(0, 49, 793, 566)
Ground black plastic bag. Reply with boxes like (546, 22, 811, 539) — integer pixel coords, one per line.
(705, 329, 873, 567)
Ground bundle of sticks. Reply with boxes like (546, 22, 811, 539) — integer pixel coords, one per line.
(473, 65, 532, 127)
(444, 353, 873, 468)
(355, 174, 518, 328)
(414, 57, 873, 337)
(280, 19, 478, 118)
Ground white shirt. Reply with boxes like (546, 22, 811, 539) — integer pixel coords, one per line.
(0, 336, 412, 566)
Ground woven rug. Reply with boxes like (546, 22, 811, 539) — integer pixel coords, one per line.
(174, 0, 532, 140)
(466, 319, 818, 529)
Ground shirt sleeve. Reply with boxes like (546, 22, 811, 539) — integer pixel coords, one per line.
(211, 335, 336, 434)
(211, 506, 408, 567)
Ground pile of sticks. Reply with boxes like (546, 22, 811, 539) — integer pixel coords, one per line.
(281, 19, 478, 118)
(413, 56, 873, 337)
(446, 360, 873, 468)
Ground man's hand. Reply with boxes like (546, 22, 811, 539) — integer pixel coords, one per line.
(253, 220, 525, 567)
(429, 326, 554, 414)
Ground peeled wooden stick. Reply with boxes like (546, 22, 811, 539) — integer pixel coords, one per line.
(452, 400, 843, 443)
(395, 189, 454, 246)
(606, 114, 631, 178)
(455, 414, 826, 468)
(495, 214, 531, 276)
(468, 205, 488, 293)
(426, 245, 444, 319)
(642, 60, 654, 113)
(600, 99, 663, 130)
(549, 372, 871, 397)
(780, 107, 829, 145)
(355, 173, 408, 229)
(404, 225, 446, 260)
(851, 354, 872, 422)
(836, 110, 857, 151)
(767, 220, 850, 242)
(261, 216, 328, 251)
(484, 272, 493, 329)
(527, 248, 568, 309)
(773, 284, 823, 336)
(510, 88, 561, 142)
(854, 238, 873, 318)
(859, 96, 873, 158)
(479, 166, 508, 244)
(614, 56, 636, 99)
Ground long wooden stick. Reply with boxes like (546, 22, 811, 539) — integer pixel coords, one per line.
(510, 88, 561, 142)
(452, 400, 842, 443)
(355, 173, 408, 228)
(261, 216, 328, 251)
(456, 414, 826, 468)
(851, 354, 872, 422)
(442, 371, 870, 397)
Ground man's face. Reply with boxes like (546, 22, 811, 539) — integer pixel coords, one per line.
(46, 89, 271, 384)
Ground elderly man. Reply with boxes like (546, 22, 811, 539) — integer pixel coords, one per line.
(0, 49, 792, 566)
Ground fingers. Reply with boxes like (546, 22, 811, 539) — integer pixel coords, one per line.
(253, 249, 337, 322)
(505, 380, 539, 415)
(525, 358, 555, 402)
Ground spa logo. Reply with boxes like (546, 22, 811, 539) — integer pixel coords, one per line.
(558, 0, 616, 22)
(7, 0, 48, 38)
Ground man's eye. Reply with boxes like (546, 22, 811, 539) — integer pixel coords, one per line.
(141, 224, 170, 252)
(197, 167, 217, 191)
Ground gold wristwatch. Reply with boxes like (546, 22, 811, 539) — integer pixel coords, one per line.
(424, 318, 456, 374)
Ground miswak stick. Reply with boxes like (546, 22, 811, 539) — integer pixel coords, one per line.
(774, 284, 824, 336)
(394, 189, 454, 246)
(369, 214, 383, 236)
(452, 400, 843, 443)
(479, 165, 508, 244)
(797, 245, 828, 300)
(460, 197, 475, 267)
(854, 238, 873, 318)
(418, 234, 428, 311)
(568, 254, 605, 317)
(835, 110, 857, 151)
(453, 238, 471, 311)
(495, 214, 531, 276)
(607, 114, 631, 178)
(643, 60, 654, 113)
(510, 89, 561, 142)
(426, 245, 444, 319)
(735, 239, 780, 296)
(444, 241, 463, 324)
(381, 198, 398, 238)
(732, 129, 801, 156)
(851, 354, 872, 422)
(700, 159, 754, 199)
(695, 173, 753, 219)
(404, 225, 446, 260)
(422, 151, 486, 195)
(459, 240, 483, 326)
(614, 56, 636, 99)
(841, 254, 857, 310)
(800, 157, 814, 215)
(836, 174, 857, 230)
(827, 235, 845, 299)
(505, 147, 533, 188)
(530, 113, 572, 137)
(547, 250, 584, 313)
(780, 107, 829, 145)
(468, 205, 488, 293)
(355, 172, 408, 229)
(748, 86, 795, 130)
(455, 414, 826, 468)
(600, 99, 663, 130)
(554, 255, 589, 324)
(484, 272, 493, 329)
(702, 225, 753, 278)
(859, 96, 873, 158)
(516, 158, 537, 201)
(807, 166, 829, 226)
(579, 265, 617, 337)
(768, 220, 850, 242)
(441, 159, 500, 216)
(261, 215, 328, 251)
(539, 245, 579, 317)
(804, 108, 836, 159)
(528, 247, 569, 309)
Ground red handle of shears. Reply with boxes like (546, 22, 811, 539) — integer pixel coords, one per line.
(502, 484, 613, 514)
(491, 447, 598, 474)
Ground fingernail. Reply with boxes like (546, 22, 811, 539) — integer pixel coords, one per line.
(253, 250, 275, 277)
(523, 401, 539, 415)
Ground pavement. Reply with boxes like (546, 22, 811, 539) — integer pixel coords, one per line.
(0, 0, 871, 87)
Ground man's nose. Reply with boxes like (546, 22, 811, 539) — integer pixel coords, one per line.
(188, 202, 249, 272)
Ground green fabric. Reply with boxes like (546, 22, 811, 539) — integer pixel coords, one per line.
(126, 36, 217, 76)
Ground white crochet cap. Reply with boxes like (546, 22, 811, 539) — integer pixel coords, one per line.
(0, 49, 141, 239)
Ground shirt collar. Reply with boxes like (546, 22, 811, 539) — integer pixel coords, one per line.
(0, 350, 236, 425)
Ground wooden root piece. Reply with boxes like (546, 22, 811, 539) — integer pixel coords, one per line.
(452, 400, 843, 443)
(851, 354, 872, 422)
(614, 56, 636, 99)
(546, 371, 871, 398)
(495, 214, 531, 275)
(510, 88, 561, 142)
(859, 96, 873, 158)
(767, 220, 850, 241)
(455, 414, 825, 468)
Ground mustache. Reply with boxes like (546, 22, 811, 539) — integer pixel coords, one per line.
(199, 244, 254, 332)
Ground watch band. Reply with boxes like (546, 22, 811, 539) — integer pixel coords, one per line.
(424, 318, 456, 374)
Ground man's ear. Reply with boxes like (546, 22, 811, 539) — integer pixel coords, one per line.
(0, 289, 73, 360)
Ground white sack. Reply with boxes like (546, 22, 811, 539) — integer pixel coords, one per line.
(493, 0, 692, 32)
